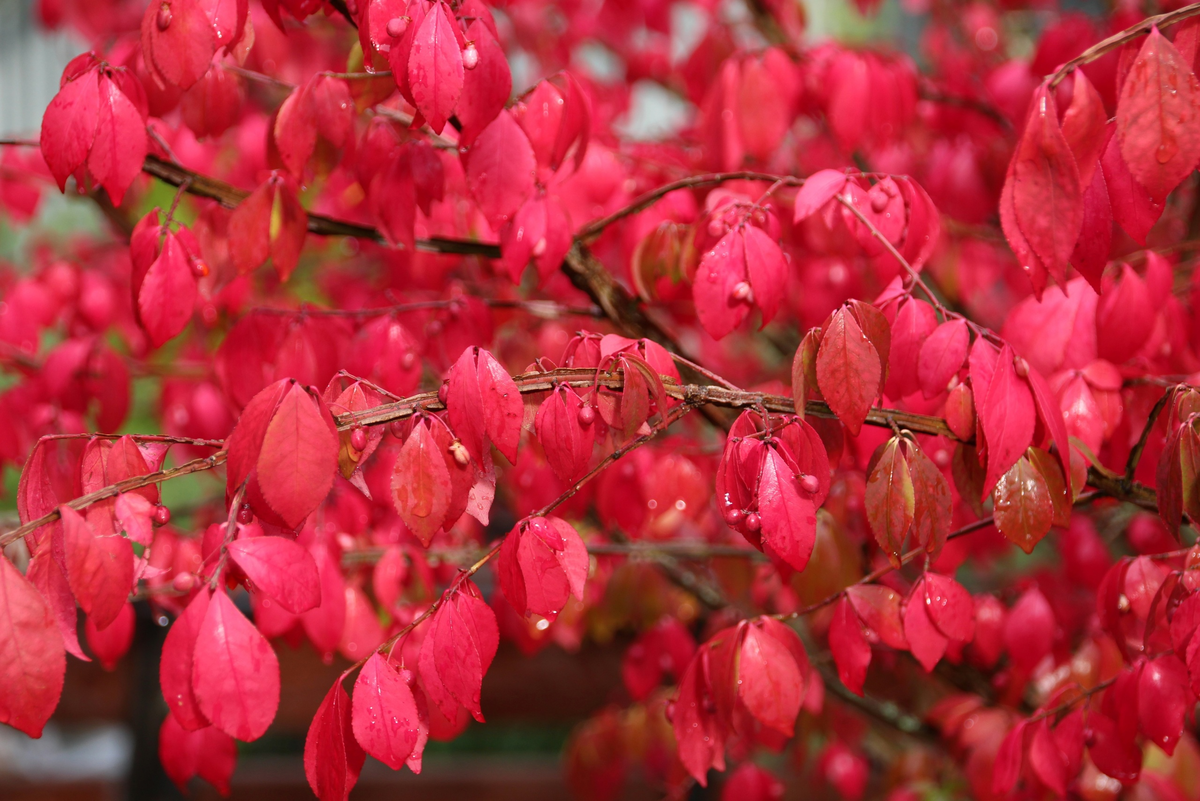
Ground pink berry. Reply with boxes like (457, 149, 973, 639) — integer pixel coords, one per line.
(578, 405, 595, 426)
(172, 572, 196, 592)
(745, 513, 761, 532)
(438, 382, 449, 404)
(731, 281, 753, 302)
(153, 505, 171, 526)
(350, 427, 368, 451)
(389, 419, 407, 439)
(799, 474, 820, 494)
(724, 508, 743, 526)
(385, 16, 407, 38)
(706, 218, 725, 237)
(449, 440, 470, 466)
(1014, 357, 1029, 378)
(871, 191, 889, 212)
(463, 42, 479, 70)
(190, 258, 210, 278)
(532, 237, 547, 257)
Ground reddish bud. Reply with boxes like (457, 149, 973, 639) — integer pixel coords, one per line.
(385, 16, 408, 38)
(745, 512, 761, 532)
(438, 382, 449, 405)
(578, 405, 595, 426)
(1014, 357, 1029, 378)
(350, 428, 368, 451)
(154, 505, 171, 526)
(156, 4, 172, 30)
(463, 43, 479, 70)
(237, 505, 254, 525)
(731, 281, 753, 303)
(532, 237, 547, 257)
(172, 572, 196, 592)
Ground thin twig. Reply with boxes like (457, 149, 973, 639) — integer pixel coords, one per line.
(1048, 3, 1200, 87)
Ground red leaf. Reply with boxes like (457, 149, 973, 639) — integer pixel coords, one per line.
(1097, 263, 1154, 365)
(535, 388, 594, 483)
(1009, 84, 1082, 286)
(141, 0, 216, 90)
(228, 173, 307, 280)
(465, 111, 536, 229)
(672, 648, 726, 785)
(256, 382, 339, 529)
(721, 763, 784, 801)
(979, 346, 1035, 495)
(907, 442, 951, 557)
(446, 347, 523, 464)
(84, 601, 134, 670)
(137, 232, 197, 347)
(743, 225, 787, 326)
(829, 597, 871, 695)
(272, 84, 317, 178)
(40, 67, 100, 191)
(1061, 70, 1107, 188)
(738, 620, 803, 736)
(193, 590, 280, 741)
(993, 455, 1053, 554)
(903, 584, 948, 672)
(756, 447, 818, 572)
(865, 437, 914, 564)
(793, 169, 846, 221)
(456, 20, 511, 145)
(161, 588, 211, 730)
(302, 542, 347, 659)
(407, 2, 464, 134)
(923, 573, 974, 643)
(59, 504, 133, 630)
(228, 535, 321, 614)
(88, 73, 148, 206)
(500, 194, 573, 285)
(1117, 28, 1200, 201)
(992, 722, 1028, 796)
(391, 421, 453, 546)
(159, 717, 237, 796)
(225, 379, 288, 492)
(846, 585, 908, 650)
(693, 229, 751, 340)
(1100, 125, 1164, 245)
(305, 681, 365, 801)
(886, 299, 936, 399)
(1003, 586, 1055, 673)
(498, 516, 588, 620)
(816, 306, 882, 435)
(1069, 166, 1113, 293)
(1138, 654, 1189, 755)
(1028, 718, 1069, 796)
(418, 581, 498, 723)
(917, 319, 968, 399)
(26, 552, 88, 661)
(351, 653, 422, 769)
(0, 554, 66, 738)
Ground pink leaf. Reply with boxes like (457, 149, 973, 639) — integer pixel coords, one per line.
(407, 2, 464, 134)
(193, 590, 280, 741)
(58, 504, 133, 630)
(305, 681, 365, 801)
(228, 536, 321, 614)
(0, 555, 66, 738)
(159, 717, 237, 796)
(256, 382, 339, 529)
(161, 589, 211, 730)
(351, 653, 422, 769)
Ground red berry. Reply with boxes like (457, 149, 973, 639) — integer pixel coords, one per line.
(385, 16, 407, 37)
(389, 419, 407, 439)
(724, 508, 743, 526)
(350, 427, 368, 451)
(799, 474, 820, 494)
(190, 258, 209, 278)
(438, 382, 449, 404)
(153, 505, 171, 526)
(156, 5, 172, 31)
(745, 513, 761, 532)
(237, 505, 254, 525)
(578, 405, 595, 426)
(172, 572, 196, 592)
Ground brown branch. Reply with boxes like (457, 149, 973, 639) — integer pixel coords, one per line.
(1048, 3, 1200, 87)
(1125, 389, 1170, 483)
